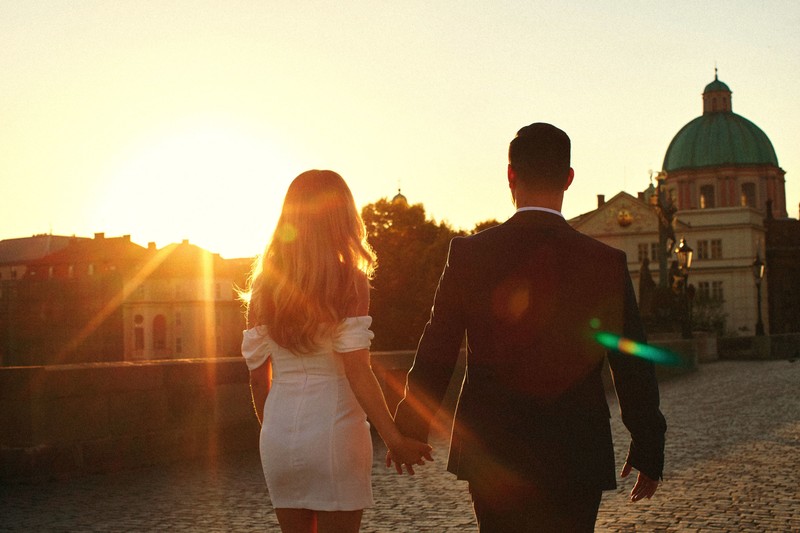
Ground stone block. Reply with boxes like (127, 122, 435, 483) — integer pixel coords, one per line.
(37, 396, 110, 444)
(0, 366, 43, 399)
(0, 399, 34, 447)
(106, 390, 169, 436)
(212, 383, 254, 425)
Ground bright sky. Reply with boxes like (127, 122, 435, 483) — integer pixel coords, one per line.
(3, 1, 799, 259)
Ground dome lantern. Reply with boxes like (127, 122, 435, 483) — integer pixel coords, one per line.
(392, 188, 408, 206)
(702, 69, 732, 114)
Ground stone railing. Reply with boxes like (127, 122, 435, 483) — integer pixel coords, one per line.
(1, 338, 699, 482)
(1, 358, 258, 481)
(0, 352, 438, 482)
(717, 333, 800, 361)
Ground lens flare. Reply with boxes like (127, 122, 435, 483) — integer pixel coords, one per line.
(594, 331, 685, 367)
(276, 223, 298, 243)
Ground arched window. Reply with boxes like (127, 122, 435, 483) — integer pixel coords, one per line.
(700, 185, 715, 209)
(741, 183, 756, 207)
(153, 314, 167, 350)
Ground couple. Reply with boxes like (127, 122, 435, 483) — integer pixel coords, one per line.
(242, 123, 667, 533)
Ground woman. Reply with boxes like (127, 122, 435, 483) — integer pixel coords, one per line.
(242, 170, 432, 533)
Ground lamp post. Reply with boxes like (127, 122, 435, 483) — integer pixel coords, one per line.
(675, 237, 693, 338)
(752, 253, 765, 336)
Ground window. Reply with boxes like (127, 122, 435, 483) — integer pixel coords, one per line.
(638, 242, 660, 263)
(697, 240, 709, 260)
(88, 264, 95, 276)
(697, 281, 710, 299)
(650, 243, 659, 262)
(68, 265, 74, 278)
(134, 328, 144, 351)
(667, 188, 677, 202)
(741, 183, 756, 207)
(699, 185, 715, 209)
(153, 314, 167, 350)
(710, 239, 722, 259)
(134, 315, 144, 351)
(698, 281, 724, 301)
(711, 281, 724, 301)
(48, 266, 54, 278)
(637, 243, 649, 263)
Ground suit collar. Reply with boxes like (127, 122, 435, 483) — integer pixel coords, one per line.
(515, 206, 564, 218)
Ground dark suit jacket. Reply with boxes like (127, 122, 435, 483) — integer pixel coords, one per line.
(394, 210, 666, 492)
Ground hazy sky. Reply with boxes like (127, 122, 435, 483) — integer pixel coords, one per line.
(3, 1, 799, 258)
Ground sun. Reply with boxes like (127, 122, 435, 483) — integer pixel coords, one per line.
(92, 118, 300, 258)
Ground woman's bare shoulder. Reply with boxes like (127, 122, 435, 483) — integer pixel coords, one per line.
(347, 270, 371, 317)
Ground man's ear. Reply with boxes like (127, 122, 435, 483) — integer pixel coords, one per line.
(564, 168, 575, 191)
(508, 165, 516, 189)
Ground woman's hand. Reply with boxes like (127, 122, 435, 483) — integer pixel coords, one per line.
(384, 436, 433, 475)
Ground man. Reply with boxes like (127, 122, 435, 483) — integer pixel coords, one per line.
(391, 123, 667, 531)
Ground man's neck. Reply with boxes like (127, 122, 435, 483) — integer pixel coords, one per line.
(513, 190, 564, 212)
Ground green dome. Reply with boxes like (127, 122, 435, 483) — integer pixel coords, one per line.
(704, 78, 730, 93)
(663, 112, 779, 172)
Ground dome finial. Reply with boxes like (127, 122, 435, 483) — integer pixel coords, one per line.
(714, 62, 718, 81)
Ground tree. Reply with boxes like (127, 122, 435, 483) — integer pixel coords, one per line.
(471, 219, 500, 234)
(362, 199, 461, 350)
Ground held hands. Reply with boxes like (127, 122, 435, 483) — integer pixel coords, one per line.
(620, 461, 660, 502)
(384, 436, 434, 475)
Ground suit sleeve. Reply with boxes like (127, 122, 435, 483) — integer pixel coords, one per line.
(607, 252, 667, 480)
(394, 237, 466, 442)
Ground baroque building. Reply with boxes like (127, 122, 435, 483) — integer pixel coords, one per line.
(0, 233, 250, 365)
(571, 74, 793, 336)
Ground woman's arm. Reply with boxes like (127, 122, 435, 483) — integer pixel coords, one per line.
(249, 358, 272, 425)
(341, 349, 432, 474)
(339, 272, 432, 473)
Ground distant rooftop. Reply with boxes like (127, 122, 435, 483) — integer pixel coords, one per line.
(0, 234, 86, 265)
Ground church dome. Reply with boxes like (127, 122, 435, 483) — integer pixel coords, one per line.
(662, 76, 779, 172)
(703, 78, 730, 93)
(392, 188, 408, 206)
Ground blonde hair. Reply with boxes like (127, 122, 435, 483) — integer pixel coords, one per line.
(246, 170, 376, 353)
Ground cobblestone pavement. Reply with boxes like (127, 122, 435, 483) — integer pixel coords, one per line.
(2, 360, 799, 532)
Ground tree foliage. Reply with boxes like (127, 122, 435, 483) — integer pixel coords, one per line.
(362, 199, 462, 350)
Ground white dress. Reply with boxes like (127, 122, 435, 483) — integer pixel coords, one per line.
(241, 316, 375, 511)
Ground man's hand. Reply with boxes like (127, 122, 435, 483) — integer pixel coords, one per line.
(384, 437, 433, 475)
(620, 461, 659, 502)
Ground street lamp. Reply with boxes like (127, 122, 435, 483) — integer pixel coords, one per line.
(752, 253, 765, 336)
(675, 237, 693, 275)
(674, 237, 693, 338)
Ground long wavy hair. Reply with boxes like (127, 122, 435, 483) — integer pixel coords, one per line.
(245, 170, 376, 353)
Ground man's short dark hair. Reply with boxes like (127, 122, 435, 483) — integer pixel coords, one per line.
(508, 123, 571, 191)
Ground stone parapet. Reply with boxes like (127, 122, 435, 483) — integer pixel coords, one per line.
(718, 333, 800, 360)
(0, 358, 258, 481)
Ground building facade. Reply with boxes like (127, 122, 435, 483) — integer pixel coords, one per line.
(571, 74, 793, 336)
(0, 233, 250, 366)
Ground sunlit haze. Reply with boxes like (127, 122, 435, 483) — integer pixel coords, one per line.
(3, 2, 799, 258)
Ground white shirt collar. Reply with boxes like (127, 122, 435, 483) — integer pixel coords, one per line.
(514, 206, 564, 219)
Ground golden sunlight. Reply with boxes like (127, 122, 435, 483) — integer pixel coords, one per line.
(91, 118, 299, 258)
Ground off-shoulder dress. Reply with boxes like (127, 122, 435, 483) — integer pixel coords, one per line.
(241, 316, 375, 511)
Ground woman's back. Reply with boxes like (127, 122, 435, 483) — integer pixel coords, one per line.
(242, 317, 376, 511)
